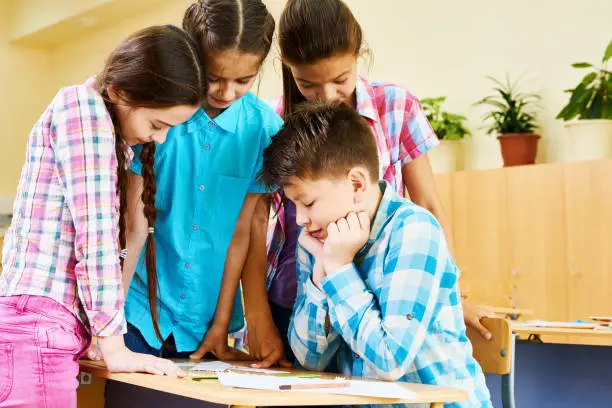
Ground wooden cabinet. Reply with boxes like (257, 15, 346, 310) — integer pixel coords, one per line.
(434, 159, 612, 344)
(451, 169, 511, 306)
(563, 160, 612, 345)
(504, 164, 568, 323)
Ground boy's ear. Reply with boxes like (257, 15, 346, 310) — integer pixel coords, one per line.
(348, 167, 368, 204)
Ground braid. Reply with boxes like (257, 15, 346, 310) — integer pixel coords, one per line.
(100, 94, 128, 268)
(115, 137, 128, 267)
(199, 0, 211, 32)
(139, 142, 164, 344)
(184, 0, 211, 36)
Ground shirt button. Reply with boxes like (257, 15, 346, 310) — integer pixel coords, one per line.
(204, 144, 210, 150)
(406, 313, 413, 320)
(199, 185, 205, 191)
(192, 224, 198, 231)
(172, 320, 178, 326)
(208, 121, 214, 128)
(180, 294, 186, 299)
(185, 262, 192, 269)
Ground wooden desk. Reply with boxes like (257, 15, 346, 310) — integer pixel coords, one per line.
(478, 306, 533, 320)
(79, 360, 467, 408)
(511, 324, 612, 346)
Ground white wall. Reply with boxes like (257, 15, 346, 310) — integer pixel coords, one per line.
(4, 0, 611, 200)
(262, 0, 612, 168)
(0, 0, 53, 208)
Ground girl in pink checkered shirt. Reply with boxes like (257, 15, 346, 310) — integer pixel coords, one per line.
(0, 25, 204, 407)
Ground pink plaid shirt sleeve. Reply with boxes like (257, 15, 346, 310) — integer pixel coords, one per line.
(1, 84, 126, 336)
(397, 95, 439, 165)
(52, 85, 125, 336)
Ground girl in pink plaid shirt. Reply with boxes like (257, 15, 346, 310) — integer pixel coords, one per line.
(246, 0, 496, 363)
(0, 25, 204, 407)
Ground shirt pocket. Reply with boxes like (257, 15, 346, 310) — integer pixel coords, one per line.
(215, 174, 251, 228)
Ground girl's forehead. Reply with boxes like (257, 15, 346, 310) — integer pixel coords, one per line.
(288, 53, 357, 83)
(205, 48, 262, 79)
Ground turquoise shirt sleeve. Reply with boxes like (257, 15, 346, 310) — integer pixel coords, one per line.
(247, 113, 283, 194)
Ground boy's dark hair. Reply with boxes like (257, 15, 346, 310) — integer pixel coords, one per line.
(261, 101, 379, 189)
(279, 0, 363, 118)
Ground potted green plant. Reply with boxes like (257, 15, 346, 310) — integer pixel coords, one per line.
(422, 96, 471, 173)
(557, 39, 612, 161)
(476, 75, 540, 167)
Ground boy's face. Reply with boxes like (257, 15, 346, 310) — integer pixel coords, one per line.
(284, 175, 359, 242)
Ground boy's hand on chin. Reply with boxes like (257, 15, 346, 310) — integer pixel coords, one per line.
(299, 230, 328, 289)
(298, 229, 324, 258)
(323, 211, 370, 273)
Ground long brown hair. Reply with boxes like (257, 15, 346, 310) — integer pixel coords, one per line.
(183, 0, 275, 62)
(279, 0, 363, 118)
(95, 25, 205, 343)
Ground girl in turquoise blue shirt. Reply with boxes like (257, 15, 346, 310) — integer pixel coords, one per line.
(120, 0, 288, 367)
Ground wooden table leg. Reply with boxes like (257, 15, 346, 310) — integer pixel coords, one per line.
(230, 405, 256, 408)
(430, 403, 443, 408)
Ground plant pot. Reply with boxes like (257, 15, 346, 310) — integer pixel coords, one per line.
(497, 133, 540, 167)
(429, 140, 461, 173)
(564, 119, 612, 162)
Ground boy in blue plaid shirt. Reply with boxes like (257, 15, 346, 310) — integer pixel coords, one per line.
(260, 101, 492, 408)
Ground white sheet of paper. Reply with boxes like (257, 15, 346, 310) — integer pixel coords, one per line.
(191, 361, 232, 371)
(176, 362, 197, 368)
(190, 361, 289, 374)
(217, 372, 416, 399)
(516, 320, 598, 329)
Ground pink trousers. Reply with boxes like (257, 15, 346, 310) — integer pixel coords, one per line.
(0, 295, 90, 408)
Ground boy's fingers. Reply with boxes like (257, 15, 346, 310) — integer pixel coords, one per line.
(357, 211, 370, 232)
(298, 231, 323, 255)
(346, 212, 360, 230)
(336, 217, 349, 233)
(326, 223, 339, 238)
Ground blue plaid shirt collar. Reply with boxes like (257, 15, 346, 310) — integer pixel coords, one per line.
(361, 181, 403, 248)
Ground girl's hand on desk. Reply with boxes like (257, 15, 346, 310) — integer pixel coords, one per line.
(99, 335, 186, 377)
(83, 337, 103, 361)
(189, 324, 252, 361)
(106, 350, 186, 377)
(247, 316, 293, 369)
